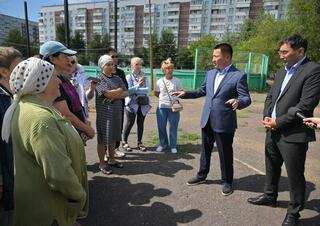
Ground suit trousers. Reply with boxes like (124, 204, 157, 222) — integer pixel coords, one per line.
(264, 131, 308, 215)
(197, 121, 234, 185)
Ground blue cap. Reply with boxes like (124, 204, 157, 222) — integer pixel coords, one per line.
(39, 41, 77, 58)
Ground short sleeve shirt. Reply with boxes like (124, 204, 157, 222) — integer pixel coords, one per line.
(156, 77, 182, 108)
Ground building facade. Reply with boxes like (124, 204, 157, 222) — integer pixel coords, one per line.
(39, 0, 289, 54)
(0, 14, 38, 44)
(39, 1, 113, 45)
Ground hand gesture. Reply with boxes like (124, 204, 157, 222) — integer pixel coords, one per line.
(225, 99, 239, 111)
(303, 117, 320, 129)
(138, 77, 145, 87)
(171, 90, 186, 98)
(262, 117, 277, 130)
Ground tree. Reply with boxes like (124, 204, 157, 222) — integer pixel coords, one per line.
(3, 28, 27, 56)
(56, 23, 66, 45)
(158, 29, 177, 66)
(134, 47, 149, 66)
(70, 30, 87, 65)
(176, 47, 194, 69)
(87, 33, 111, 64)
(287, 0, 320, 62)
(189, 35, 217, 70)
(70, 30, 85, 50)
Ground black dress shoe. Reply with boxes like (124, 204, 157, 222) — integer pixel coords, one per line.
(221, 183, 233, 196)
(282, 213, 299, 226)
(186, 177, 206, 186)
(247, 194, 277, 207)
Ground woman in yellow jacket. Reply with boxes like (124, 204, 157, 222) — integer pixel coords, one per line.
(1, 57, 88, 226)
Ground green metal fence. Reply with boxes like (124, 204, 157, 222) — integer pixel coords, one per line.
(83, 50, 268, 92)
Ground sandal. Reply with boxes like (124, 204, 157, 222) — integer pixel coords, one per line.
(138, 143, 147, 152)
(108, 161, 124, 168)
(122, 143, 132, 152)
(99, 165, 113, 174)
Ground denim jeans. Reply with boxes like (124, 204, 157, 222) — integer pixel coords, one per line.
(156, 107, 180, 149)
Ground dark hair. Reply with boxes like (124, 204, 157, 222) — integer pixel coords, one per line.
(214, 43, 233, 58)
(280, 34, 308, 52)
(105, 47, 116, 54)
(40, 52, 61, 64)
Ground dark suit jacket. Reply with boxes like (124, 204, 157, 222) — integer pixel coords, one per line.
(183, 65, 251, 133)
(264, 58, 320, 142)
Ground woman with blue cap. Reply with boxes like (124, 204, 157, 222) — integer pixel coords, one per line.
(39, 41, 95, 142)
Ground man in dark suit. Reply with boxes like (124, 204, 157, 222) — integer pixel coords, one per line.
(247, 34, 320, 226)
(174, 43, 251, 195)
(106, 47, 128, 158)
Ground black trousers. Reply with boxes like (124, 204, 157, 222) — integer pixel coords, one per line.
(122, 107, 146, 144)
(115, 105, 125, 149)
(197, 122, 234, 185)
(264, 131, 308, 215)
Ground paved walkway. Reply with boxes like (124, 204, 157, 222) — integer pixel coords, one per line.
(80, 94, 320, 226)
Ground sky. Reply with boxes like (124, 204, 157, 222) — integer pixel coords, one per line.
(0, 0, 63, 21)
(0, 0, 80, 22)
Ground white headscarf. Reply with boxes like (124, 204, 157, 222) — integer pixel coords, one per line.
(1, 57, 54, 142)
(98, 54, 113, 69)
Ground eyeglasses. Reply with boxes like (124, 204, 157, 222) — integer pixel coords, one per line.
(70, 60, 76, 64)
(111, 55, 118, 59)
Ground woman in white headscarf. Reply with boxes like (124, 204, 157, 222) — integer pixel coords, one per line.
(1, 57, 88, 226)
(95, 54, 128, 174)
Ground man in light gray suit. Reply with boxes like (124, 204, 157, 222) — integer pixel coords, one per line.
(174, 43, 251, 195)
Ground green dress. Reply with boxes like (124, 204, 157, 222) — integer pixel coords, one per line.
(11, 95, 88, 226)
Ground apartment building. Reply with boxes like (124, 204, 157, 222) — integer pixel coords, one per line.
(0, 13, 38, 44)
(39, 0, 289, 54)
(39, 1, 112, 45)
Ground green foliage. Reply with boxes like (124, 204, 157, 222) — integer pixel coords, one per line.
(189, 35, 217, 70)
(176, 47, 194, 69)
(134, 47, 149, 66)
(87, 33, 111, 64)
(158, 29, 177, 65)
(3, 29, 27, 56)
(70, 30, 85, 50)
(233, 0, 320, 75)
(2, 28, 39, 57)
(286, 0, 320, 62)
(55, 23, 66, 45)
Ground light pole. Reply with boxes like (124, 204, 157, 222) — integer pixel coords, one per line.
(148, 0, 154, 90)
(24, 1, 30, 57)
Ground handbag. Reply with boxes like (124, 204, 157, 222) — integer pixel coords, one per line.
(136, 95, 149, 105)
(162, 79, 183, 112)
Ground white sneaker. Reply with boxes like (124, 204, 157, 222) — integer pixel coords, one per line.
(156, 146, 164, 152)
(171, 148, 177, 154)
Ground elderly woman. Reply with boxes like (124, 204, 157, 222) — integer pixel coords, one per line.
(0, 47, 22, 225)
(96, 55, 128, 174)
(122, 57, 151, 152)
(154, 58, 183, 154)
(1, 57, 88, 226)
(39, 41, 95, 142)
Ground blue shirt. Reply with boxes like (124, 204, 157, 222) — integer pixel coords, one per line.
(271, 56, 306, 118)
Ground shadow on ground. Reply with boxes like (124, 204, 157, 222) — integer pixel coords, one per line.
(207, 174, 319, 225)
(87, 144, 202, 177)
(79, 176, 202, 226)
